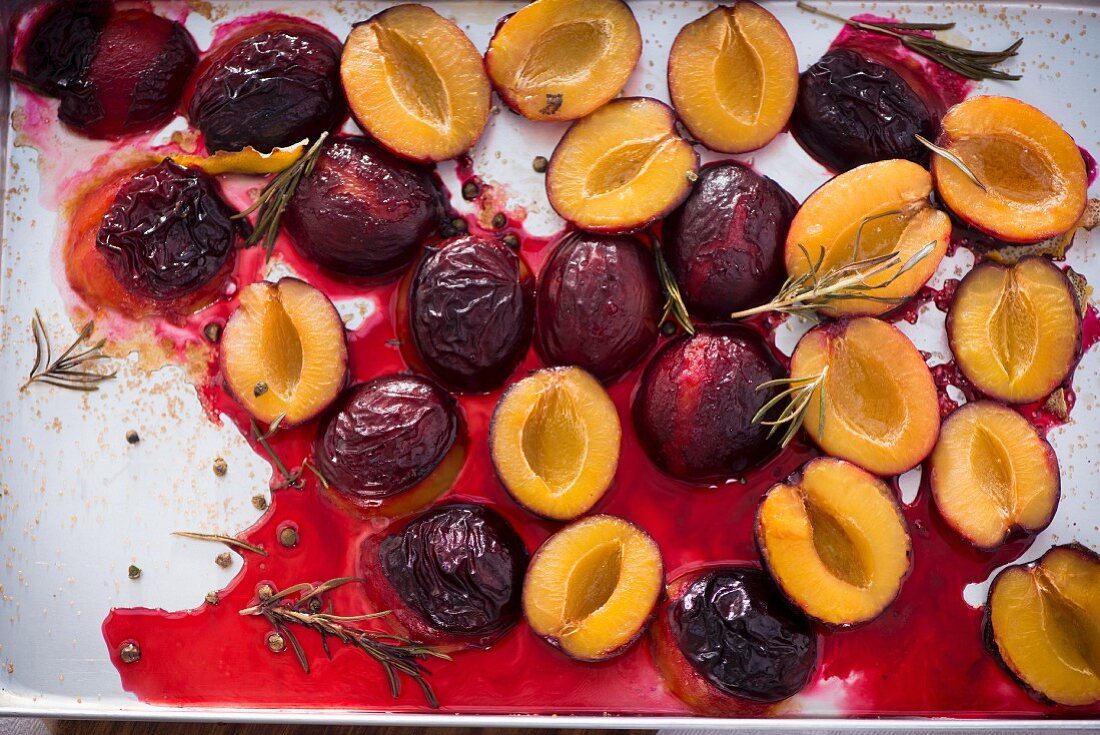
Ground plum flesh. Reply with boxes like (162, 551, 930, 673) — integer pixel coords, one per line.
(664, 163, 797, 319)
(95, 159, 240, 301)
(670, 567, 817, 703)
(790, 49, 935, 172)
(187, 21, 346, 153)
(314, 375, 460, 502)
(284, 137, 445, 278)
(409, 236, 535, 393)
(379, 503, 528, 638)
(633, 326, 781, 482)
(535, 233, 661, 381)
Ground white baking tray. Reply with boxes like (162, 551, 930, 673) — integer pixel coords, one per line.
(0, 0, 1097, 726)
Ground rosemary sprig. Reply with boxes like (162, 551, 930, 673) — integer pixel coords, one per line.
(172, 531, 269, 557)
(239, 577, 450, 707)
(233, 132, 329, 258)
(21, 311, 116, 392)
(752, 368, 828, 449)
(250, 416, 331, 490)
(654, 241, 695, 335)
(915, 135, 987, 191)
(797, 1, 1023, 81)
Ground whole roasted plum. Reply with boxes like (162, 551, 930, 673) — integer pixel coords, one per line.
(633, 326, 782, 482)
(187, 18, 346, 153)
(314, 375, 462, 506)
(664, 163, 797, 319)
(21, 0, 110, 95)
(377, 503, 528, 642)
(408, 236, 535, 393)
(535, 233, 661, 381)
(790, 49, 935, 172)
(284, 137, 445, 278)
(95, 159, 240, 302)
(669, 567, 818, 703)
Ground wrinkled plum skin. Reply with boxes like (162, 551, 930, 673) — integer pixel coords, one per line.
(664, 163, 797, 320)
(410, 237, 535, 393)
(21, 1, 110, 95)
(314, 375, 460, 501)
(285, 137, 445, 278)
(187, 23, 346, 153)
(670, 568, 818, 703)
(379, 503, 528, 637)
(57, 9, 197, 139)
(96, 160, 239, 301)
(791, 49, 935, 172)
(633, 327, 782, 482)
(536, 234, 661, 381)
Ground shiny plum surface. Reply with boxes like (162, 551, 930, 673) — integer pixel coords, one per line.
(664, 163, 797, 320)
(314, 375, 460, 501)
(284, 136, 445, 278)
(408, 236, 535, 393)
(791, 49, 935, 172)
(535, 233, 661, 381)
(187, 20, 345, 153)
(633, 326, 782, 482)
(670, 567, 818, 703)
(378, 503, 528, 639)
(95, 159, 239, 302)
(21, 0, 110, 95)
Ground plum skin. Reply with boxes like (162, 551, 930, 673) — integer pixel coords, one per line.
(21, 0, 110, 96)
(535, 233, 661, 381)
(664, 162, 798, 319)
(186, 19, 346, 154)
(378, 503, 528, 640)
(669, 567, 818, 703)
(313, 375, 461, 502)
(790, 49, 936, 172)
(95, 159, 240, 302)
(284, 137, 445, 278)
(408, 236, 536, 393)
(633, 326, 782, 483)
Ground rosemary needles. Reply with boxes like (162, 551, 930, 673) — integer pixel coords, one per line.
(655, 241, 695, 335)
(753, 368, 828, 449)
(22, 311, 115, 392)
(797, 1, 1023, 82)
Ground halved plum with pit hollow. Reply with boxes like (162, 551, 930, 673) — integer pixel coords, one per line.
(485, 0, 641, 122)
(406, 236, 535, 393)
(284, 136, 445, 279)
(664, 161, 797, 319)
(314, 374, 466, 519)
(535, 232, 660, 381)
(633, 326, 782, 483)
(186, 17, 345, 154)
(362, 503, 528, 646)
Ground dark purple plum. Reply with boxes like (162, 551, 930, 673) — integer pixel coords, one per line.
(284, 136, 445, 278)
(664, 162, 797, 320)
(95, 159, 240, 302)
(376, 503, 528, 642)
(535, 233, 660, 381)
(186, 18, 346, 153)
(669, 567, 818, 703)
(408, 236, 535, 393)
(56, 9, 197, 139)
(633, 326, 782, 482)
(20, 0, 110, 96)
(790, 49, 935, 172)
(314, 375, 461, 504)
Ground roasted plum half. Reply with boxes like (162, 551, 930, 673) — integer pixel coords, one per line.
(186, 17, 345, 154)
(95, 159, 240, 306)
(284, 136, 444, 279)
(20, 0, 110, 96)
(314, 375, 467, 518)
(405, 236, 535, 393)
(791, 49, 935, 172)
(664, 162, 797, 319)
(361, 503, 528, 646)
(652, 567, 818, 714)
(535, 233, 661, 381)
(633, 326, 782, 483)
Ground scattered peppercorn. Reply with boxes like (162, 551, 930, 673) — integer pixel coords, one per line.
(125, 430, 140, 445)
(266, 632, 286, 653)
(205, 591, 220, 606)
(127, 564, 141, 580)
(119, 642, 141, 664)
(492, 213, 507, 229)
(532, 156, 548, 173)
(451, 217, 469, 233)
(215, 552, 233, 569)
(461, 181, 480, 200)
(660, 321, 678, 337)
(203, 323, 222, 343)
(278, 526, 299, 548)
(253, 382, 269, 397)
(252, 494, 268, 511)
(212, 457, 228, 477)
(502, 234, 520, 249)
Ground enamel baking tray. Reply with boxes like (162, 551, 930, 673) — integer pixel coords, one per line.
(1, 0, 1098, 727)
